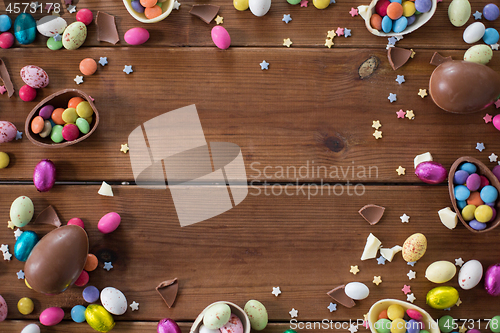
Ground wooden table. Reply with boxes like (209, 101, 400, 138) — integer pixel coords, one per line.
(1, 0, 500, 331)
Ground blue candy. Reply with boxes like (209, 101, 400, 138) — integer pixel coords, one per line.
(483, 3, 500, 21)
(83, 286, 100, 303)
(382, 15, 393, 33)
(393, 16, 408, 33)
(14, 13, 36, 45)
(483, 28, 499, 45)
(389, 0, 402, 3)
(469, 219, 487, 230)
(0, 15, 12, 32)
(459, 162, 477, 174)
(14, 230, 38, 262)
(480, 185, 498, 203)
(457, 200, 467, 209)
(454, 170, 469, 184)
(455, 185, 470, 201)
(71, 305, 86, 323)
(407, 15, 416, 25)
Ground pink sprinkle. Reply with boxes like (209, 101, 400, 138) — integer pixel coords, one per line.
(300, 0, 308, 7)
(484, 114, 493, 123)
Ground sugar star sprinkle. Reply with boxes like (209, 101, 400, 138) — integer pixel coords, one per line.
(214, 15, 223, 24)
(99, 57, 108, 66)
(260, 60, 269, 70)
(282, 14, 292, 24)
(327, 30, 336, 39)
(283, 38, 292, 47)
(17, 270, 25, 279)
(456, 298, 462, 306)
(400, 213, 410, 223)
(455, 258, 464, 267)
(173, 0, 181, 10)
(402, 285, 411, 294)
(272, 287, 281, 296)
(65, 0, 72, 5)
(350, 265, 359, 275)
(388, 93, 397, 103)
(373, 276, 382, 285)
(16, 131, 23, 140)
(372, 120, 381, 129)
(349, 7, 358, 16)
(492, 44, 499, 51)
(396, 109, 406, 118)
(444, 307, 451, 311)
(473, 11, 482, 19)
(407, 270, 416, 280)
(410, 49, 416, 58)
(406, 110, 415, 120)
(418, 89, 427, 98)
(484, 114, 493, 123)
(344, 28, 351, 37)
(120, 144, 129, 153)
(328, 302, 337, 312)
(407, 261, 416, 267)
(103, 262, 113, 271)
(0, 244, 8, 253)
(407, 293, 416, 303)
(377, 256, 386, 265)
(53, 34, 62, 42)
(330, 0, 336, 3)
(489, 153, 498, 162)
(459, 326, 468, 333)
(7, 221, 15, 229)
(496, 99, 500, 108)
(130, 301, 139, 311)
(396, 166, 406, 175)
(300, 0, 308, 7)
(289, 308, 298, 318)
(476, 142, 485, 152)
(388, 37, 397, 45)
(349, 323, 358, 333)
(396, 75, 405, 84)
(373, 130, 382, 139)
(14, 228, 23, 240)
(68, 4, 76, 13)
(395, 35, 403, 41)
(0, 86, 6, 94)
(325, 39, 334, 48)
(336, 27, 344, 36)
(74, 75, 84, 85)
(3, 251, 12, 261)
(123, 65, 133, 74)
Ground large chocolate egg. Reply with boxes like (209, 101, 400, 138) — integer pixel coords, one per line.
(24, 225, 88, 295)
(429, 60, 500, 114)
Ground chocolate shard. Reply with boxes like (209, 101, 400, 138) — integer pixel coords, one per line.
(189, 4, 220, 24)
(96, 11, 120, 45)
(327, 285, 355, 308)
(387, 47, 412, 71)
(156, 278, 178, 308)
(358, 204, 385, 225)
(430, 52, 453, 67)
(34, 205, 61, 227)
(0, 58, 15, 97)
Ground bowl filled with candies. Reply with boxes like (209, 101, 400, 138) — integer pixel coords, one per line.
(123, 0, 174, 23)
(190, 301, 251, 333)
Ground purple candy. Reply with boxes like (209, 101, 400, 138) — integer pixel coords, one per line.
(407, 319, 420, 333)
(468, 330, 481, 333)
(406, 15, 416, 25)
(485, 263, 500, 296)
(157, 318, 182, 333)
(454, 170, 469, 184)
(466, 173, 481, 191)
(39, 105, 54, 120)
(490, 207, 497, 221)
(415, 0, 431, 12)
(484, 3, 500, 21)
(415, 161, 447, 184)
(493, 165, 500, 182)
(469, 219, 487, 230)
(131, 0, 145, 13)
(82, 286, 99, 303)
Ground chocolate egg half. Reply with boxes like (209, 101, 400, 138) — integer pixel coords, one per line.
(25, 225, 88, 294)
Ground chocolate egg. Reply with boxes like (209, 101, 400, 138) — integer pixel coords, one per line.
(25, 225, 88, 294)
(429, 60, 500, 114)
(157, 318, 182, 333)
(485, 263, 500, 296)
(415, 161, 447, 184)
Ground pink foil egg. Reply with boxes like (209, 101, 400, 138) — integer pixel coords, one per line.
(40, 307, 64, 326)
(157, 318, 182, 333)
(33, 159, 56, 192)
(485, 263, 500, 296)
(415, 161, 447, 184)
(124, 27, 150, 45)
(98, 212, 121, 234)
(211, 26, 231, 50)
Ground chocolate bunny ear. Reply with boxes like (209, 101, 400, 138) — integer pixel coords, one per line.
(0, 58, 14, 97)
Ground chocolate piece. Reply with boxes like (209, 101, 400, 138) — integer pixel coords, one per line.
(0, 58, 14, 97)
(358, 204, 385, 225)
(96, 11, 119, 44)
(387, 47, 412, 70)
(429, 60, 500, 114)
(327, 285, 355, 308)
(430, 52, 452, 67)
(189, 5, 220, 24)
(34, 205, 61, 227)
(156, 278, 178, 308)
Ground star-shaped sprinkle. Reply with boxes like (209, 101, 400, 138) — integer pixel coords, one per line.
(7, 221, 15, 229)
(388, 37, 397, 45)
(459, 326, 468, 333)
(492, 44, 499, 51)
(300, 0, 308, 7)
(484, 114, 493, 123)
(496, 100, 500, 108)
(99, 57, 108, 66)
(476, 142, 485, 152)
(17, 270, 25, 279)
(0, 244, 8, 253)
(325, 39, 334, 48)
(402, 285, 411, 294)
(130, 301, 139, 311)
(327, 30, 336, 39)
(388, 93, 397, 103)
(272, 287, 281, 297)
(349, 7, 358, 16)
(386, 44, 395, 50)
(173, 0, 180, 9)
(68, 4, 76, 13)
(373, 276, 382, 285)
(120, 144, 129, 153)
(373, 130, 382, 139)
(418, 89, 427, 98)
(400, 213, 410, 223)
(0, 86, 6, 95)
(407, 293, 416, 303)
(406, 110, 415, 120)
(336, 27, 344, 36)
(444, 307, 451, 311)
(3, 251, 12, 260)
(473, 11, 482, 19)
(372, 120, 381, 130)
(344, 28, 351, 37)
(396, 109, 406, 118)
(349, 323, 358, 333)
(282, 14, 292, 24)
(330, 0, 335, 3)
(31, 2, 41, 9)
(289, 308, 298, 318)
(74, 75, 84, 85)
(410, 49, 416, 58)
(123, 65, 133, 74)
(103, 262, 113, 271)
(89, 96, 95, 102)
(396, 75, 405, 84)
(455, 258, 464, 267)
(16, 131, 23, 140)
(350, 265, 359, 275)
(65, 0, 72, 5)
(53, 33, 62, 42)
(283, 38, 292, 47)
(260, 60, 269, 70)
(456, 298, 462, 306)
(214, 15, 223, 24)
(407, 270, 416, 280)
(396, 166, 405, 175)
(328, 302, 337, 312)
(14, 228, 23, 240)
(489, 153, 498, 162)
(407, 261, 416, 267)
(377, 256, 386, 265)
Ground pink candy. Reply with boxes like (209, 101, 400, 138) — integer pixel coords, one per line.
(98, 212, 121, 234)
(40, 307, 64, 326)
(76, 8, 93, 25)
(68, 217, 85, 229)
(74, 270, 89, 287)
(406, 309, 423, 321)
(19, 85, 37, 102)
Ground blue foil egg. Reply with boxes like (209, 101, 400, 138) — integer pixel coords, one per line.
(14, 230, 38, 262)
(14, 13, 36, 45)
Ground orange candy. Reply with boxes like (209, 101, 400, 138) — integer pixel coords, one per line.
(51, 108, 65, 125)
(140, 0, 157, 7)
(370, 13, 383, 30)
(84, 254, 99, 272)
(145, 5, 162, 19)
(467, 191, 484, 206)
(387, 2, 403, 20)
(31, 116, 45, 134)
(68, 97, 84, 109)
(378, 309, 388, 319)
(79, 58, 97, 76)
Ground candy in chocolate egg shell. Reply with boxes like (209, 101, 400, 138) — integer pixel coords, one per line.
(25, 225, 88, 295)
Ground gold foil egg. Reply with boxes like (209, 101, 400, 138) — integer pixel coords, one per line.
(85, 304, 115, 332)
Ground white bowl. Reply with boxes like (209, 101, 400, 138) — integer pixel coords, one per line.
(190, 301, 251, 333)
(123, 0, 174, 23)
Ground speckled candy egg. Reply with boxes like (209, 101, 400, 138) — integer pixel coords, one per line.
(220, 314, 244, 333)
(249, 0, 271, 16)
(425, 261, 456, 283)
(14, 13, 36, 44)
(203, 303, 231, 330)
(426, 286, 459, 309)
(10, 196, 34, 228)
(20, 323, 40, 333)
(124, 27, 150, 45)
(244, 300, 268, 331)
(20, 65, 49, 89)
(458, 259, 483, 289)
(402, 233, 427, 262)
(0, 295, 7, 321)
(62, 21, 87, 50)
(101, 287, 127, 315)
(464, 44, 494, 64)
(85, 304, 115, 332)
(0, 121, 18, 143)
(448, 0, 471, 27)
(36, 16, 67, 37)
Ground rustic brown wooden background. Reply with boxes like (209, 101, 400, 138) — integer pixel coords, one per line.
(1, 0, 500, 331)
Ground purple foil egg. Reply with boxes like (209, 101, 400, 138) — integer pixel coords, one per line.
(33, 159, 56, 192)
(485, 263, 500, 296)
(157, 318, 182, 333)
(415, 161, 447, 184)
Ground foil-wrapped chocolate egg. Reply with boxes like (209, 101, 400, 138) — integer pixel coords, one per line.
(415, 161, 447, 184)
(157, 318, 182, 333)
(485, 263, 500, 296)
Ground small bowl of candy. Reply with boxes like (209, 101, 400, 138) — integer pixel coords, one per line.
(123, 0, 174, 23)
(358, 0, 437, 37)
(448, 156, 500, 233)
(190, 301, 251, 333)
(367, 299, 439, 333)
(25, 89, 99, 148)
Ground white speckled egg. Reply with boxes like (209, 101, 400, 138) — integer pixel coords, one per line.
(20, 323, 40, 333)
(425, 260, 457, 283)
(448, 0, 471, 27)
(36, 16, 67, 37)
(0, 295, 7, 321)
(464, 44, 493, 64)
(62, 21, 87, 50)
(20, 65, 49, 89)
(463, 22, 486, 44)
(345, 282, 370, 300)
(249, 0, 271, 16)
(458, 259, 483, 289)
(0, 121, 18, 143)
(100, 287, 128, 315)
(10, 196, 34, 228)
(203, 303, 231, 330)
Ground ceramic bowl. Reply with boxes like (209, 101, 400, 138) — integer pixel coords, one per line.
(448, 156, 500, 233)
(25, 89, 99, 148)
(358, 0, 437, 37)
(190, 301, 251, 333)
(367, 299, 439, 333)
(123, 0, 174, 23)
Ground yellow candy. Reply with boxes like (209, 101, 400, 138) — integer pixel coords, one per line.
(313, 0, 330, 9)
(475, 205, 493, 223)
(85, 116, 93, 124)
(85, 304, 115, 332)
(76, 101, 94, 118)
(402, 1, 415, 17)
(62, 108, 78, 124)
(461, 204, 476, 221)
(0, 152, 9, 169)
(233, 0, 249, 11)
(387, 304, 405, 320)
(391, 318, 407, 333)
(18, 297, 34, 315)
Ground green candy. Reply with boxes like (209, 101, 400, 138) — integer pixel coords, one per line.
(76, 117, 90, 134)
(491, 316, 500, 333)
(157, 2, 162, 7)
(438, 315, 454, 333)
(284, 331, 297, 333)
(287, 0, 301, 4)
(47, 36, 63, 50)
(375, 319, 392, 333)
(51, 125, 64, 143)
(420, 330, 430, 333)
